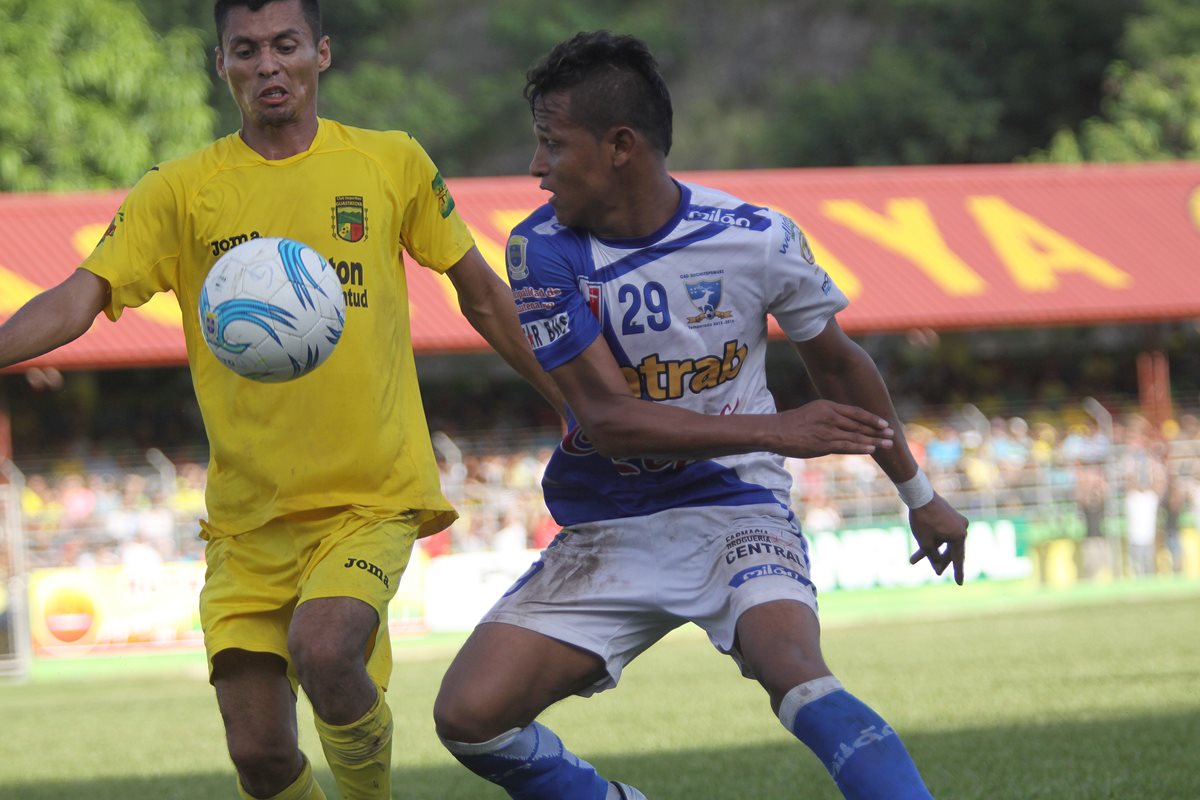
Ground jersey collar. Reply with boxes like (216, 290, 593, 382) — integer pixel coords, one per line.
(230, 118, 329, 165)
(593, 180, 691, 250)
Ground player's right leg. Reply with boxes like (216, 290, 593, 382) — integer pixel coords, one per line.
(435, 520, 672, 799)
(200, 521, 327, 799)
(213, 649, 326, 800)
(434, 621, 627, 799)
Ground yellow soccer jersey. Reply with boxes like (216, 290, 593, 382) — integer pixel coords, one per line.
(81, 119, 471, 538)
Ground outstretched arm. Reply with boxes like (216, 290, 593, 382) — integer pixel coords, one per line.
(0, 269, 110, 369)
(446, 247, 566, 418)
(549, 333, 894, 461)
(793, 317, 969, 584)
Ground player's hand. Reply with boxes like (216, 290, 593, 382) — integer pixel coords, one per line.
(776, 399, 894, 458)
(907, 495, 969, 585)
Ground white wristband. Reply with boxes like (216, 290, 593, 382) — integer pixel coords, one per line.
(896, 467, 934, 509)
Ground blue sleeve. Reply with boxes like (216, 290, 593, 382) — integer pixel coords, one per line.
(506, 211, 602, 372)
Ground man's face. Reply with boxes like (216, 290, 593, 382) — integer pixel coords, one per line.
(529, 91, 614, 230)
(215, 0, 330, 129)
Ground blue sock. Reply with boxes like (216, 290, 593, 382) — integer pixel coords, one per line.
(779, 676, 932, 800)
(441, 721, 611, 800)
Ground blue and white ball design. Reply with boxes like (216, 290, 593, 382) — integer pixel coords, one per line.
(199, 237, 345, 382)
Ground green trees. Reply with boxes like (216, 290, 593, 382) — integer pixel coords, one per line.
(1034, 0, 1200, 162)
(6, 0, 1192, 188)
(758, 0, 1141, 168)
(0, 0, 214, 190)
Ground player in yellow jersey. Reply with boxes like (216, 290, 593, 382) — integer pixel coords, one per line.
(0, 1, 563, 798)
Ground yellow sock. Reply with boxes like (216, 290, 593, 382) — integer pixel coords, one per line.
(314, 684, 393, 800)
(237, 754, 328, 800)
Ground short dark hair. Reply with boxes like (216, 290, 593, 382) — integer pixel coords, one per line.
(525, 31, 673, 157)
(214, 0, 322, 45)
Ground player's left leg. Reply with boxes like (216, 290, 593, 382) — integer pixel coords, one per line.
(692, 506, 931, 799)
(289, 511, 420, 800)
(289, 597, 391, 800)
(734, 600, 932, 800)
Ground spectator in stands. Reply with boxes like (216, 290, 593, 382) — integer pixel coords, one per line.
(528, 506, 561, 550)
(491, 509, 529, 552)
(925, 425, 963, 476)
(120, 531, 164, 571)
(1075, 467, 1111, 580)
(1160, 478, 1186, 575)
(803, 489, 843, 534)
(1123, 428, 1166, 576)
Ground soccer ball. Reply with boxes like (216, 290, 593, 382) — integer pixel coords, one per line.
(199, 237, 345, 382)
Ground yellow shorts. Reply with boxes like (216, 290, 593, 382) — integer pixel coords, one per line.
(198, 508, 420, 692)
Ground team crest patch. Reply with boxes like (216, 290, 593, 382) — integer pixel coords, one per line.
(333, 195, 367, 242)
(685, 279, 734, 325)
(432, 172, 455, 219)
(506, 235, 529, 280)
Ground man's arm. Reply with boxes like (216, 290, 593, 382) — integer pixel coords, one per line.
(792, 317, 969, 583)
(0, 270, 110, 369)
(548, 333, 894, 461)
(445, 247, 566, 417)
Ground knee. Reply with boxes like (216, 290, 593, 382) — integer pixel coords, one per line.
(741, 645, 832, 712)
(289, 631, 356, 697)
(225, 722, 299, 787)
(433, 683, 512, 745)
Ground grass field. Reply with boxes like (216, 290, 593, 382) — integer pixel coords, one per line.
(2, 577, 1198, 799)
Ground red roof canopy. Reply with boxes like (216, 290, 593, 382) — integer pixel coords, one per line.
(2, 161, 1199, 372)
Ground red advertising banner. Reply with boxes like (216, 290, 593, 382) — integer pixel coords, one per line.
(3, 162, 1199, 371)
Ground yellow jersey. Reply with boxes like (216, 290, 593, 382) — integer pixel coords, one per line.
(81, 119, 471, 538)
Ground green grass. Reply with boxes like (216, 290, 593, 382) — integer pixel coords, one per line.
(2, 578, 1198, 799)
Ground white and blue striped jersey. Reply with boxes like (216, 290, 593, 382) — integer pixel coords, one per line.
(506, 181, 848, 527)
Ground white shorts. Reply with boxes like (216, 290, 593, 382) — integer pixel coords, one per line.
(480, 503, 818, 695)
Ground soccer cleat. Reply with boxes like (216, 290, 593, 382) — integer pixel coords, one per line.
(610, 781, 649, 799)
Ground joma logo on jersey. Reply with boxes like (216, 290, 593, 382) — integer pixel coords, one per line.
(210, 231, 262, 256)
(343, 557, 389, 588)
(621, 339, 747, 401)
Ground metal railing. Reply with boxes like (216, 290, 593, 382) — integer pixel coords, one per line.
(11, 407, 1200, 564)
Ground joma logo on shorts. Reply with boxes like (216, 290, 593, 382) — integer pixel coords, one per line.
(343, 557, 389, 588)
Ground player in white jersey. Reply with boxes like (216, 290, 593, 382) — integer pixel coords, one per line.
(434, 32, 969, 800)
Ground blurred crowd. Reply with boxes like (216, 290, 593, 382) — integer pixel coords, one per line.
(5, 404, 1199, 578)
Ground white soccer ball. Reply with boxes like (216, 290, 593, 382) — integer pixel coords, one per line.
(199, 237, 345, 382)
